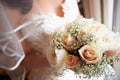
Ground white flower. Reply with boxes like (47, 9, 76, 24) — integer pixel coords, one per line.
(55, 48, 68, 68)
(96, 28, 118, 51)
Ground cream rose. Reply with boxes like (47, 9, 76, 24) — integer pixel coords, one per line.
(47, 47, 68, 70)
(78, 44, 102, 64)
(65, 55, 80, 68)
(61, 34, 79, 50)
(54, 48, 68, 69)
(79, 23, 106, 34)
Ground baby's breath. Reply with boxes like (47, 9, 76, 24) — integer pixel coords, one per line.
(77, 33, 95, 46)
(69, 23, 80, 37)
(52, 32, 64, 49)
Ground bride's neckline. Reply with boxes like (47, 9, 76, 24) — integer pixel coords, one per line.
(40, 0, 67, 18)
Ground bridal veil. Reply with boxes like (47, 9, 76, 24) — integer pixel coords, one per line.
(0, 2, 25, 70)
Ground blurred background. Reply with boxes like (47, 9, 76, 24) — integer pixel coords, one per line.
(78, 0, 120, 31)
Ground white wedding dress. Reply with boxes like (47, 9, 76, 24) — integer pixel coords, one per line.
(21, 0, 117, 80)
(52, 65, 116, 80)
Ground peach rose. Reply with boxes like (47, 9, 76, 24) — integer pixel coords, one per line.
(65, 55, 80, 68)
(93, 24, 106, 32)
(79, 24, 106, 34)
(61, 34, 79, 50)
(105, 49, 120, 57)
(78, 44, 102, 64)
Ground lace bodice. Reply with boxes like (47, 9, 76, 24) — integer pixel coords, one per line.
(21, 0, 80, 53)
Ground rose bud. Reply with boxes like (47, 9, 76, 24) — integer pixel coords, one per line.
(61, 34, 79, 50)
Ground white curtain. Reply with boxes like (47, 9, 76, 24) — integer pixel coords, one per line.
(113, 0, 120, 32)
(102, 0, 114, 29)
(82, 0, 102, 22)
(113, 0, 120, 79)
(82, 0, 114, 29)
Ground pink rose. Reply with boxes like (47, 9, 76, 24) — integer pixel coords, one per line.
(65, 55, 80, 68)
(105, 49, 120, 57)
(78, 45, 102, 64)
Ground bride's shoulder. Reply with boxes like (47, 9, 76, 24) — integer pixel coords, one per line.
(76, 0, 81, 3)
(64, 0, 80, 2)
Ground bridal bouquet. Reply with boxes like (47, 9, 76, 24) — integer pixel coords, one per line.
(48, 18, 120, 78)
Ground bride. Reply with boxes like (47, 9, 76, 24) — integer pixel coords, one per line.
(20, 0, 117, 80)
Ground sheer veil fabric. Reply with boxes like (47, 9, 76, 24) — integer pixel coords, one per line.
(0, 3, 25, 70)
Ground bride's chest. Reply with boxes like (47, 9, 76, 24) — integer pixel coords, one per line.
(39, 0, 79, 23)
(38, 0, 65, 17)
